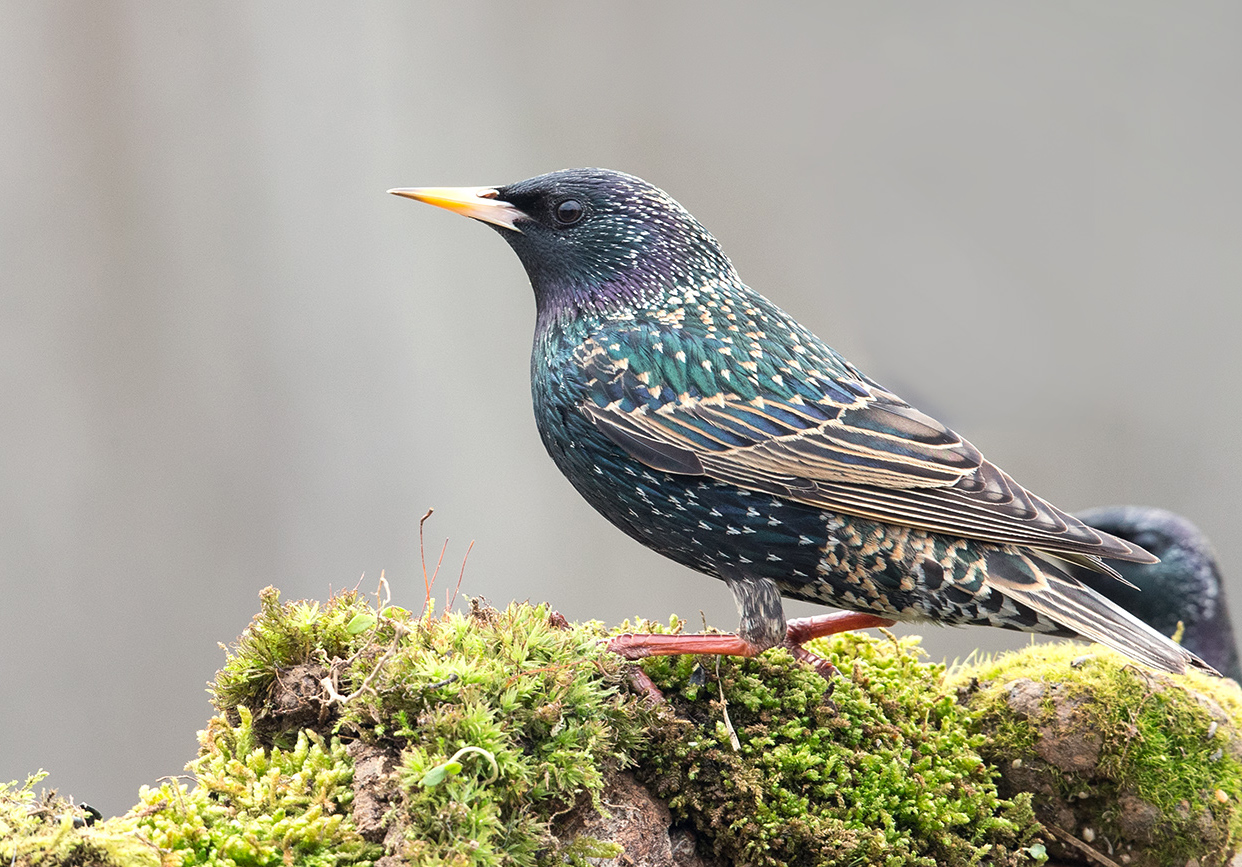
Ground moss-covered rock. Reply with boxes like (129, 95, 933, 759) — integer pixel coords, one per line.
(5, 587, 1241, 866)
(950, 641, 1242, 867)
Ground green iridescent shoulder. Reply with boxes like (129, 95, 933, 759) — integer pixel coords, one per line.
(579, 281, 863, 411)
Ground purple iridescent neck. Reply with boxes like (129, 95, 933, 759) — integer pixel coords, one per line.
(498, 219, 739, 332)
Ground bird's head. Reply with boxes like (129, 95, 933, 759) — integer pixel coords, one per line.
(391, 168, 737, 325)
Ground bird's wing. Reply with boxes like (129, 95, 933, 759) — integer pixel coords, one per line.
(575, 327, 1154, 565)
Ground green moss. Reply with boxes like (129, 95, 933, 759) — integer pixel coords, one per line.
(1, 711, 378, 867)
(3, 591, 654, 866)
(343, 602, 653, 865)
(209, 589, 658, 866)
(122, 708, 380, 866)
(951, 642, 1242, 866)
(9, 589, 1240, 865)
(0, 772, 122, 866)
(632, 619, 1044, 866)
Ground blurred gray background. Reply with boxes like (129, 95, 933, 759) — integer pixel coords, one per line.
(2, 3, 1239, 816)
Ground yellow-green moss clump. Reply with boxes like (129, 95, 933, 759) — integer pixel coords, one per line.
(7, 587, 1240, 866)
(950, 642, 1242, 867)
(0, 712, 378, 867)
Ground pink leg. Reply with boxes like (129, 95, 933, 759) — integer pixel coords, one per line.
(785, 611, 896, 643)
(606, 611, 897, 680)
(607, 632, 764, 659)
(784, 611, 896, 677)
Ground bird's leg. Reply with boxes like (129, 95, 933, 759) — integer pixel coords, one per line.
(606, 572, 786, 662)
(606, 571, 897, 681)
(783, 611, 898, 677)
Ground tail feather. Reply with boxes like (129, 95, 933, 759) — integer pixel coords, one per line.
(983, 549, 1219, 676)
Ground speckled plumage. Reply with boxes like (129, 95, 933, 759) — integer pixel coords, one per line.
(393, 168, 1215, 676)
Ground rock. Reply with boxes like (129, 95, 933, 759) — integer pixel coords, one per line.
(554, 771, 718, 867)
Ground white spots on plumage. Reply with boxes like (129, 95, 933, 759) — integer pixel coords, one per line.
(709, 507, 723, 517)
(674, 350, 686, 363)
(771, 374, 784, 386)
(726, 526, 740, 535)
(698, 520, 712, 531)
(738, 555, 752, 564)
(721, 369, 731, 380)
(767, 553, 782, 562)
(700, 359, 712, 371)
(745, 507, 760, 518)
(768, 516, 782, 526)
(593, 465, 603, 475)
(652, 341, 663, 352)
(624, 466, 637, 477)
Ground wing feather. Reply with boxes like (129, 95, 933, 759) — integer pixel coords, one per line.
(579, 332, 1156, 566)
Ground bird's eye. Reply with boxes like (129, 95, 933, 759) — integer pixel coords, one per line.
(554, 199, 584, 225)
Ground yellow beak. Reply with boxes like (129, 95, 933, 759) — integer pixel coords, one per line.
(388, 186, 525, 232)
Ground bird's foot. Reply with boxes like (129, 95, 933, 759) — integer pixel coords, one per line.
(624, 664, 666, 704)
(783, 642, 841, 679)
(606, 610, 897, 681)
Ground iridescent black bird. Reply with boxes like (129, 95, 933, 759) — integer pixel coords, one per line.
(391, 169, 1215, 677)
(1076, 506, 1238, 679)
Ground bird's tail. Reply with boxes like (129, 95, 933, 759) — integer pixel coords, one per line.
(982, 548, 1219, 676)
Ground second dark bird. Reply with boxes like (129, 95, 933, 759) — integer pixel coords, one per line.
(392, 169, 1215, 677)
(1077, 506, 1238, 680)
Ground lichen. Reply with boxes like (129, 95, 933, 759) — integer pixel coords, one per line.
(950, 641, 1242, 866)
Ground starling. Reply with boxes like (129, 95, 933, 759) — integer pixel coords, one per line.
(1077, 506, 1238, 679)
(391, 168, 1215, 677)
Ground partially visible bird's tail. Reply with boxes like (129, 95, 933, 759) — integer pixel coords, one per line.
(982, 549, 1219, 676)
